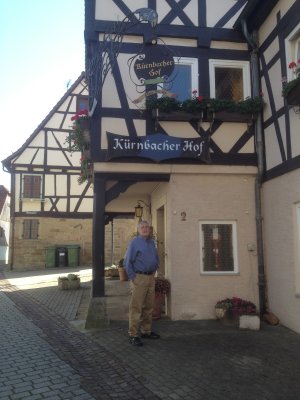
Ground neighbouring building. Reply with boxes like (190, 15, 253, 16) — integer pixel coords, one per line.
(0, 185, 10, 264)
(2, 73, 136, 271)
(235, 0, 300, 333)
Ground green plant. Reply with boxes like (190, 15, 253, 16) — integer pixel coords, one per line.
(215, 297, 257, 316)
(145, 95, 181, 112)
(65, 109, 92, 184)
(282, 59, 300, 98)
(155, 277, 170, 294)
(145, 93, 264, 114)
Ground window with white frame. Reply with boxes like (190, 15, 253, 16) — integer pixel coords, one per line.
(285, 24, 300, 81)
(199, 221, 238, 274)
(209, 59, 251, 101)
(161, 57, 198, 101)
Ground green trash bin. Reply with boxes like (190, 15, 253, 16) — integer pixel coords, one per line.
(45, 246, 56, 268)
(67, 245, 80, 267)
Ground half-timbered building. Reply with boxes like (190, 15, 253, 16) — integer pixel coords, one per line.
(84, 0, 264, 321)
(235, 0, 300, 333)
(2, 73, 136, 271)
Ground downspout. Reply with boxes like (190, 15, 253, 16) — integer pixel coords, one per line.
(241, 19, 267, 316)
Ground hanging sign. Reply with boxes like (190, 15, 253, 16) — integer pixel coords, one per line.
(106, 132, 211, 163)
(128, 43, 177, 89)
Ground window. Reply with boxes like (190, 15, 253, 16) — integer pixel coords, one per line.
(76, 96, 89, 112)
(23, 220, 39, 240)
(209, 60, 251, 101)
(285, 24, 300, 81)
(23, 175, 41, 198)
(199, 221, 238, 274)
(162, 57, 198, 101)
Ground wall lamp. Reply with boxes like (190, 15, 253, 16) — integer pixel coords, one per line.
(134, 200, 151, 220)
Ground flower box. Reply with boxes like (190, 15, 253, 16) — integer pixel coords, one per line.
(152, 109, 256, 123)
(208, 111, 255, 123)
(152, 109, 203, 121)
(285, 79, 300, 106)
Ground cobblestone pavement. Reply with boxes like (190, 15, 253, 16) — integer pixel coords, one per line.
(1, 267, 300, 400)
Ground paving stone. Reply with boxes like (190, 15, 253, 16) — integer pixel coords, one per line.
(2, 268, 300, 400)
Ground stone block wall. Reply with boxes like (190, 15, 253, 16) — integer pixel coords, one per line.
(10, 216, 137, 271)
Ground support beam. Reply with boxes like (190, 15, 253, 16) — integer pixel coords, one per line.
(92, 174, 106, 297)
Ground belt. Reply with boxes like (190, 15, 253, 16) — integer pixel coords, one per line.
(135, 271, 154, 275)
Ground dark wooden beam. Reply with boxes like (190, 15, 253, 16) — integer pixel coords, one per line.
(92, 175, 106, 297)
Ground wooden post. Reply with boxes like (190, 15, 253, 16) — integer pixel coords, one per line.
(92, 174, 106, 297)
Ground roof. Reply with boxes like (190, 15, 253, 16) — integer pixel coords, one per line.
(234, 0, 279, 32)
(1, 71, 86, 172)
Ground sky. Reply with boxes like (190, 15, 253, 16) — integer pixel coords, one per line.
(0, 0, 85, 190)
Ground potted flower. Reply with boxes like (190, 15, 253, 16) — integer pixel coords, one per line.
(146, 92, 264, 122)
(215, 297, 258, 328)
(155, 276, 171, 295)
(153, 277, 170, 320)
(117, 258, 128, 281)
(282, 59, 300, 106)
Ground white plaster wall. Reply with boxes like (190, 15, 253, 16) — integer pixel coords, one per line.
(163, 172, 259, 320)
(263, 170, 300, 334)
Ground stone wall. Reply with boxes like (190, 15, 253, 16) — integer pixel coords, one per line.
(11, 217, 136, 271)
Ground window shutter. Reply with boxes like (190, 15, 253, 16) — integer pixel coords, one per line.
(23, 175, 41, 198)
(23, 176, 31, 198)
(32, 176, 41, 198)
(23, 220, 31, 239)
(31, 220, 39, 239)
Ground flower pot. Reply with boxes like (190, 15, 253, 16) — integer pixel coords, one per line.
(118, 267, 128, 281)
(215, 307, 226, 319)
(58, 277, 80, 290)
(152, 292, 164, 320)
(79, 118, 90, 132)
(239, 315, 260, 330)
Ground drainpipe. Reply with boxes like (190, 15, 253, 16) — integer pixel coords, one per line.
(241, 19, 267, 316)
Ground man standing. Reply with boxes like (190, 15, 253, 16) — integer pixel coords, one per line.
(124, 220, 160, 346)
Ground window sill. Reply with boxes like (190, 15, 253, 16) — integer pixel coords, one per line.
(20, 198, 46, 202)
(200, 271, 239, 276)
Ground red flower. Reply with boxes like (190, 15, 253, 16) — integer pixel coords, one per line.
(197, 96, 204, 102)
(71, 109, 88, 121)
(192, 89, 197, 94)
(289, 61, 297, 69)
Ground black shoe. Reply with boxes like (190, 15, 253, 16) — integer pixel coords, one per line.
(129, 336, 143, 346)
(141, 331, 160, 339)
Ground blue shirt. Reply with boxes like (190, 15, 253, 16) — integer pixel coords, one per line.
(124, 235, 159, 280)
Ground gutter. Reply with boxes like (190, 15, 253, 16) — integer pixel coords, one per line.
(241, 19, 267, 316)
